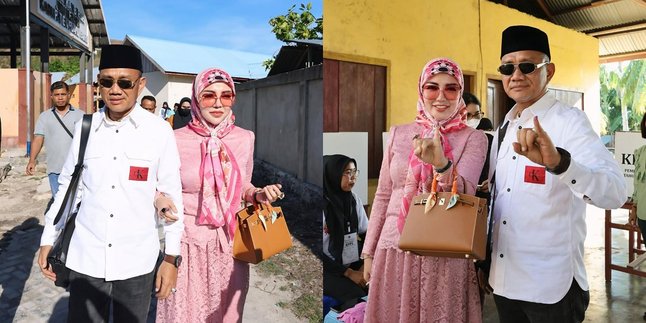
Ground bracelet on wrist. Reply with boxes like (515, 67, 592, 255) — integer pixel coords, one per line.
(435, 160, 452, 174)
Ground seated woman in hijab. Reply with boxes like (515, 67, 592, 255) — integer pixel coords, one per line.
(323, 154, 369, 309)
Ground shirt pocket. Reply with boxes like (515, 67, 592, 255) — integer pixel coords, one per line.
(517, 163, 552, 192)
(124, 148, 155, 183)
(82, 151, 105, 188)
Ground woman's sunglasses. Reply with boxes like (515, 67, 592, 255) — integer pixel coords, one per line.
(498, 62, 549, 76)
(422, 84, 461, 100)
(98, 78, 140, 89)
(199, 92, 235, 107)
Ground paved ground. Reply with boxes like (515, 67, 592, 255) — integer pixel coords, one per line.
(0, 148, 309, 322)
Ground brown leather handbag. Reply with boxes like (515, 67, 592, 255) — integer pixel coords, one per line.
(233, 201, 292, 264)
(398, 168, 488, 260)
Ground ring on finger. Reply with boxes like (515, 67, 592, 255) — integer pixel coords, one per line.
(171, 288, 177, 293)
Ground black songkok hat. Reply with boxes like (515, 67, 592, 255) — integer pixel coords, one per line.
(99, 45, 143, 71)
(500, 25, 551, 60)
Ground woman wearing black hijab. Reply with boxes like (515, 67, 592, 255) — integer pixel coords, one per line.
(323, 154, 369, 308)
(167, 97, 193, 129)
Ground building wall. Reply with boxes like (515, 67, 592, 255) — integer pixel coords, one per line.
(0, 69, 20, 148)
(236, 65, 322, 186)
(323, 0, 601, 132)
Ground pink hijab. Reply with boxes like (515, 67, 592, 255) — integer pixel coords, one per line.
(187, 68, 242, 239)
(397, 57, 468, 233)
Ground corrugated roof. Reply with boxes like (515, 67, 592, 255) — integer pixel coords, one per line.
(124, 35, 269, 79)
(492, 0, 646, 61)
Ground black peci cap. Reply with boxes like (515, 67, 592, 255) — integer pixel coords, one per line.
(501, 25, 551, 60)
(99, 45, 143, 71)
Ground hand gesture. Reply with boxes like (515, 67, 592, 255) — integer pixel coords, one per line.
(255, 184, 284, 205)
(413, 131, 448, 169)
(154, 195, 179, 223)
(512, 116, 560, 169)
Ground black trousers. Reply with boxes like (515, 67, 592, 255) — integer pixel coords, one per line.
(67, 269, 155, 323)
(493, 278, 590, 323)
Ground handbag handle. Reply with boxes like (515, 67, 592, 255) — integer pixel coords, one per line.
(424, 165, 458, 213)
(53, 114, 92, 226)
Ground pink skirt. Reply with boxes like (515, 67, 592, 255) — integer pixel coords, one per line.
(365, 245, 482, 323)
(156, 218, 249, 323)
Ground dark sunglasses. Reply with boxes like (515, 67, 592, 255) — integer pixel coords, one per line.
(98, 77, 140, 89)
(498, 62, 549, 76)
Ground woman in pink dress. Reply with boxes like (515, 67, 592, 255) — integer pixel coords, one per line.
(156, 67, 283, 323)
(361, 58, 487, 323)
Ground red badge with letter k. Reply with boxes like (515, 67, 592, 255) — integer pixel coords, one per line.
(129, 166, 149, 181)
(524, 166, 546, 184)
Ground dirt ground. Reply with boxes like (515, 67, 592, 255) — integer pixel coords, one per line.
(0, 147, 322, 322)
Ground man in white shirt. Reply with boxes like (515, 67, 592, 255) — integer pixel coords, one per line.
(487, 25, 626, 323)
(37, 45, 184, 323)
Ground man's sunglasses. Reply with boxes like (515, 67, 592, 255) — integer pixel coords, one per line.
(498, 62, 549, 76)
(98, 78, 140, 89)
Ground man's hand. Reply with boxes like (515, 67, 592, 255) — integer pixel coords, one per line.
(413, 131, 448, 169)
(155, 261, 178, 299)
(513, 116, 561, 169)
(345, 268, 366, 288)
(26, 160, 37, 175)
(477, 268, 493, 295)
(38, 245, 57, 282)
(155, 195, 179, 223)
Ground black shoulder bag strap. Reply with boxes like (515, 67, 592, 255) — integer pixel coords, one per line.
(52, 109, 74, 138)
(53, 114, 92, 225)
(479, 120, 509, 273)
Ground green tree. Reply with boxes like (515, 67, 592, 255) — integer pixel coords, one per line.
(600, 59, 646, 135)
(49, 56, 80, 80)
(264, 2, 322, 70)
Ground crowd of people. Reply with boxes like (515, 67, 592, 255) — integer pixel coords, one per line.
(27, 23, 630, 323)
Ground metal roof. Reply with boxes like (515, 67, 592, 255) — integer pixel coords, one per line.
(491, 0, 646, 62)
(124, 35, 269, 79)
(0, 0, 109, 56)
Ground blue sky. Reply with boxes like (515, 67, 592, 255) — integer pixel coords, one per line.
(102, 1, 322, 56)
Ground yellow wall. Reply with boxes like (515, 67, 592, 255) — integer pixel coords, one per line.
(324, 0, 601, 132)
(0, 69, 20, 140)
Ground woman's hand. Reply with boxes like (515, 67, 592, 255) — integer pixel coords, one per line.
(255, 184, 284, 204)
(413, 131, 448, 169)
(363, 257, 372, 284)
(155, 195, 179, 223)
(345, 268, 367, 287)
(629, 202, 637, 227)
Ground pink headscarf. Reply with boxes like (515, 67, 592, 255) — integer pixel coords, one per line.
(187, 67, 242, 239)
(397, 57, 468, 233)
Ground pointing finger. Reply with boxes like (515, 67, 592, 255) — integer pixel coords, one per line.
(533, 116, 545, 136)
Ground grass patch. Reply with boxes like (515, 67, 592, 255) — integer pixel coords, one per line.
(289, 294, 323, 323)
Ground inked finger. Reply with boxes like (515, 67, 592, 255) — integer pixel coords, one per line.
(533, 116, 545, 135)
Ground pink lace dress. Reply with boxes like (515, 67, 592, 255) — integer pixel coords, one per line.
(362, 122, 487, 323)
(156, 126, 257, 323)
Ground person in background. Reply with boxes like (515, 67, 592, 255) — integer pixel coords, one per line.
(167, 97, 192, 129)
(464, 92, 483, 129)
(160, 101, 174, 120)
(155, 67, 283, 322)
(488, 25, 626, 323)
(631, 113, 646, 321)
(323, 154, 369, 310)
(26, 81, 84, 203)
(362, 57, 487, 322)
(141, 95, 157, 114)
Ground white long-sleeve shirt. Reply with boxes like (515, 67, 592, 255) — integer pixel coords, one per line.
(488, 93, 626, 303)
(41, 105, 184, 281)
